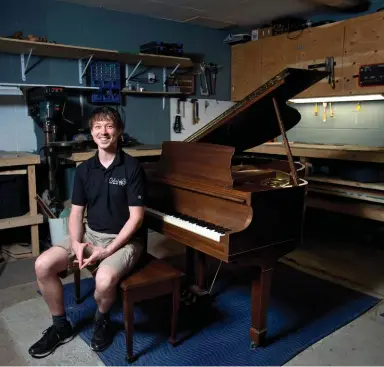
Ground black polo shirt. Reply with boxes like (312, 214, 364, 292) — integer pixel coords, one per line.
(71, 149, 147, 235)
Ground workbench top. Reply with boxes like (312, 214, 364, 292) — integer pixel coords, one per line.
(246, 142, 384, 163)
(0, 151, 40, 167)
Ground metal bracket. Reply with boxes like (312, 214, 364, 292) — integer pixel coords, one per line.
(20, 49, 33, 81)
(78, 54, 94, 84)
(308, 56, 336, 89)
(126, 60, 142, 82)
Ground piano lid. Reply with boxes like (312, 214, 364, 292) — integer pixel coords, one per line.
(184, 68, 328, 152)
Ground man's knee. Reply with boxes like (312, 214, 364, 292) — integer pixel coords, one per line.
(35, 247, 68, 279)
(95, 267, 119, 294)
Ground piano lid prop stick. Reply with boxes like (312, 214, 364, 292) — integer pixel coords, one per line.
(272, 97, 299, 186)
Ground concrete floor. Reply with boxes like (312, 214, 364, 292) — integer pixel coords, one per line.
(1, 230, 384, 366)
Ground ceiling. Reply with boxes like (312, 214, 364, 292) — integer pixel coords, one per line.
(55, 0, 371, 29)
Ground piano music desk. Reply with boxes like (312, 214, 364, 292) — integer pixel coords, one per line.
(246, 142, 384, 222)
(0, 152, 43, 257)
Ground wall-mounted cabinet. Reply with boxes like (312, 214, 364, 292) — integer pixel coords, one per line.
(231, 12, 384, 101)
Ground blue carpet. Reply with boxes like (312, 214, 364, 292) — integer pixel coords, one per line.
(63, 262, 379, 366)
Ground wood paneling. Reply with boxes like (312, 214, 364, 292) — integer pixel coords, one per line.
(289, 23, 345, 98)
(231, 12, 384, 101)
(231, 41, 262, 101)
(343, 11, 384, 95)
(260, 33, 301, 84)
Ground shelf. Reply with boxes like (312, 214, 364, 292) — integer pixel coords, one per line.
(0, 213, 43, 230)
(0, 37, 194, 68)
(0, 82, 98, 91)
(307, 193, 384, 222)
(121, 89, 191, 96)
(308, 175, 384, 192)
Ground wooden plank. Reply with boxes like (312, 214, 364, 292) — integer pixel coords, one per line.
(0, 152, 40, 167)
(0, 169, 27, 175)
(308, 175, 384, 191)
(28, 165, 39, 256)
(66, 147, 162, 163)
(343, 11, 384, 95)
(307, 194, 384, 222)
(246, 142, 384, 163)
(308, 184, 384, 205)
(0, 213, 43, 230)
(0, 37, 194, 68)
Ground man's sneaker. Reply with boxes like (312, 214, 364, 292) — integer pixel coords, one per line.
(90, 318, 113, 352)
(28, 323, 74, 358)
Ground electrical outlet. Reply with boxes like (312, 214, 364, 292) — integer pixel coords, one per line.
(148, 72, 156, 83)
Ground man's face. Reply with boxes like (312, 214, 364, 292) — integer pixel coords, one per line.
(91, 119, 120, 150)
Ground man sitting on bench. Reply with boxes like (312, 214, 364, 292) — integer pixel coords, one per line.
(29, 106, 147, 358)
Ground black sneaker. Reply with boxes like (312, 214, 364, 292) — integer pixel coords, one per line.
(28, 323, 74, 358)
(90, 318, 113, 352)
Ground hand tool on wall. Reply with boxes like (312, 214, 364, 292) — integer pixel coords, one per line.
(173, 98, 184, 133)
(329, 102, 334, 117)
(198, 63, 210, 96)
(190, 99, 200, 124)
(322, 102, 327, 122)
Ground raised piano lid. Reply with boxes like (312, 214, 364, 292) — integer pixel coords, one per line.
(184, 68, 328, 151)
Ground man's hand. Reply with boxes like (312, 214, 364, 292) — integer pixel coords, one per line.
(80, 244, 109, 270)
(71, 241, 89, 268)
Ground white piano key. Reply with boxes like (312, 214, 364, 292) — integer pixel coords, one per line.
(146, 207, 225, 242)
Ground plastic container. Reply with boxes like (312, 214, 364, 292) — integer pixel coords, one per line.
(48, 217, 69, 246)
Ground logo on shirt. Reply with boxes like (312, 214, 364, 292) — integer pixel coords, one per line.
(109, 177, 127, 187)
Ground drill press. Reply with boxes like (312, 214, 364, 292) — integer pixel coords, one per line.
(27, 86, 69, 210)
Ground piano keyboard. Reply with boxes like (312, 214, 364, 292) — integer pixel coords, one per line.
(146, 208, 227, 242)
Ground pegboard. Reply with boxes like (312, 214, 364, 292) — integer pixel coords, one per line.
(170, 97, 234, 141)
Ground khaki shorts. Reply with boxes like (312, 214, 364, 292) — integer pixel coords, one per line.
(56, 224, 145, 278)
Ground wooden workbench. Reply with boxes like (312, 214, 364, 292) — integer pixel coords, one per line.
(246, 142, 384, 163)
(246, 142, 384, 222)
(0, 152, 43, 257)
(65, 146, 162, 165)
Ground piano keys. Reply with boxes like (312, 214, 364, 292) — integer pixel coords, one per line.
(143, 67, 328, 347)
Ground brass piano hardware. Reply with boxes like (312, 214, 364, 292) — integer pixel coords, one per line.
(260, 177, 290, 188)
(144, 67, 328, 348)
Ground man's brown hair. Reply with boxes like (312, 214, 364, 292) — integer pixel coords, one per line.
(88, 106, 124, 134)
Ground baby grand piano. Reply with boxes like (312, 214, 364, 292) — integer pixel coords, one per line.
(143, 67, 328, 347)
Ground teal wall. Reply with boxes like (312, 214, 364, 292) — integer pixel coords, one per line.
(0, 0, 231, 151)
(287, 102, 384, 146)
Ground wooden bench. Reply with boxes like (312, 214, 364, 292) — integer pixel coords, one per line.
(73, 254, 184, 363)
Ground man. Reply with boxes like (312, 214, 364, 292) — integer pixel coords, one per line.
(29, 106, 147, 358)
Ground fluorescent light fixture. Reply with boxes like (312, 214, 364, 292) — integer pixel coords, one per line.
(289, 94, 384, 103)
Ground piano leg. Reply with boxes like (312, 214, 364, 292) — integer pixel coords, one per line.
(250, 261, 274, 348)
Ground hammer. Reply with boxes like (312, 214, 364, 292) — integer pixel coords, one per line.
(190, 99, 200, 124)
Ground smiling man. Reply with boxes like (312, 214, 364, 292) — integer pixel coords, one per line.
(29, 106, 147, 358)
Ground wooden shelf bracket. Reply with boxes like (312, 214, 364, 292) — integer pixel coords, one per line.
(78, 54, 94, 84)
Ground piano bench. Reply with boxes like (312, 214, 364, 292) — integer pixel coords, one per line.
(72, 254, 184, 363)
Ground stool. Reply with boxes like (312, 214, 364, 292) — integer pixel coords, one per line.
(73, 254, 184, 362)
